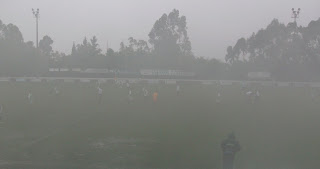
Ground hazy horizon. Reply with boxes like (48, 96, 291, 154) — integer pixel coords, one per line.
(1, 0, 320, 59)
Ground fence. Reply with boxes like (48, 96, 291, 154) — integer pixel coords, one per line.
(2, 77, 320, 88)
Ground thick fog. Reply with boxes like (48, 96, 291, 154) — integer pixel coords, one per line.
(2, 1, 320, 168)
(1, 0, 319, 59)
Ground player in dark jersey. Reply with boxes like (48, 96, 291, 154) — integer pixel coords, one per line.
(221, 133, 241, 169)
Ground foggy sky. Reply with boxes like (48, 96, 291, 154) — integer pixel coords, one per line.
(1, 0, 320, 59)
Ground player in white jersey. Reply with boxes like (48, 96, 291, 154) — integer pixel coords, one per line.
(246, 91, 252, 96)
(143, 87, 149, 100)
(115, 79, 121, 87)
(216, 92, 221, 104)
(256, 90, 260, 97)
(246, 91, 253, 104)
(254, 90, 260, 103)
(27, 91, 33, 104)
(54, 87, 60, 95)
(97, 86, 103, 104)
(176, 85, 180, 96)
(128, 89, 133, 104)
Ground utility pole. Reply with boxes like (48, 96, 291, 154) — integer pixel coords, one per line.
(291, 8, 301, 24)
(32, 8, 40, 49)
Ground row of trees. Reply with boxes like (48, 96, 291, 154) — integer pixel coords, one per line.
(225, 18, 320, 81)
(1, 9, 320, 81)
(64, 9, 194, 72)
(0, 20, 53, 76)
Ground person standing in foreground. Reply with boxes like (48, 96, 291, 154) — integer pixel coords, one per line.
(221, 133, 241, 169)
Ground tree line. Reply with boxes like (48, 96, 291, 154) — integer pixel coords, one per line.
(225, 18, 320, 81)
(1, 9, 320, 81)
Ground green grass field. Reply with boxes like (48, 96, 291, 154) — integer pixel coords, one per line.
(0, 81, 320, 169)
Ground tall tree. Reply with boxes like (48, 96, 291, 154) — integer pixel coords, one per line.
(148, 9, 193, 69)
(0, 20, 48, 76)
(39, 35, 53, 56)
(225, 46, 235, 63)
(0, 20, 4, 39)
(226, 18, 320, 81)
(233, 38, 247, 60)
(89, 36, 101, 57)
(2, 23, 23, 43)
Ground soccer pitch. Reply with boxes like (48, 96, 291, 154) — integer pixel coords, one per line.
(0, 81, 319, 169)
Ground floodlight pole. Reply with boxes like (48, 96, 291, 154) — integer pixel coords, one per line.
(291, 8, 301, 24)
(32, 8, 40, 49)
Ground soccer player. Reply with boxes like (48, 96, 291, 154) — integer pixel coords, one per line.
(27, 91, 33, 104)
(221, 133, 241, 169)
(97, 86, 103, 104)
(246, 91, 252, 96)
(115, 79, 119, 86)
(254, 90, 260, 103)
(153, 91, 158, 103)
(216, 92, 221, 104)
(176, 84, 180, 96)
(54, 87, 60, 96)
(128, 89, 133, 104)
(142, 87, 149, 100)
(114, 76, 117, 83)
(116, 79, 123, 88)
(246, 90, 253, 104)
